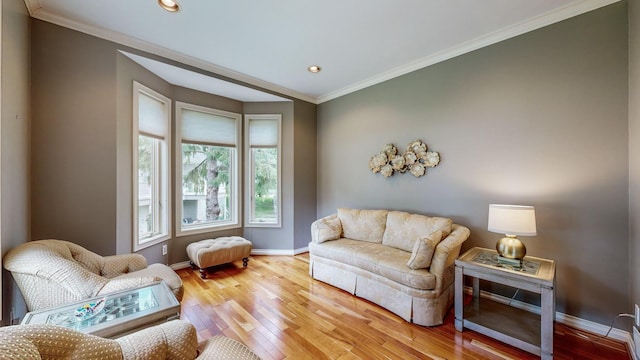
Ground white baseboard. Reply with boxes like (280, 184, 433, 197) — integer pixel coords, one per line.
(294, 246, 309, 255)
(245, 247, 309, 256)
(170, 261, 191, 270)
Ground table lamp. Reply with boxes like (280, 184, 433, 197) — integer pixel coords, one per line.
(488, 204, 536, 266)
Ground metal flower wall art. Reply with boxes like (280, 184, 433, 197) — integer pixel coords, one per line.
(369, 140, 440, 178)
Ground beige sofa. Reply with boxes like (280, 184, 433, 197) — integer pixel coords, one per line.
(309, 208, 470, 326)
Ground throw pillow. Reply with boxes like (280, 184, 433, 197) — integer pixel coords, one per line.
(312, 215, 342, 243)
(407, 230, 443, 270)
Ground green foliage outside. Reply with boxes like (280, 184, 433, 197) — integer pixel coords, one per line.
(252, 148, 278, 220)
(171, 144, 279, 223)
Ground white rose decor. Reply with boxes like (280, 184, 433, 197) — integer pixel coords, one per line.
(368, 140, 440, 178)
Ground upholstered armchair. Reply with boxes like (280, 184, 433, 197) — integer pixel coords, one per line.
(3, 239, 183, 311)
(0, 320, 260, 360)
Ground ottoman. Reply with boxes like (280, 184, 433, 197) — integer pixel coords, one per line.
(186, 237, 252, 279)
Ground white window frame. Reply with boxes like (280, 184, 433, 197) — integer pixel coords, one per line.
(244, 114, 282, 228)
(132, 81, 171, 251)
(175, 101, 242, 236)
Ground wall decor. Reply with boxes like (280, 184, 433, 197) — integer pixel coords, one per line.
(368, 140, 440, 178)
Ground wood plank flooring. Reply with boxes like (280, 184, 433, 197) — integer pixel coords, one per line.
(177, 254, 630, 360)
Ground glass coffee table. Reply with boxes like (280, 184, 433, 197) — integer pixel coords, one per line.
(21, 281, 180, 338)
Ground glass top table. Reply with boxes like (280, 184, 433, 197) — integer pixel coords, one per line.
(21, 281, 180, 338)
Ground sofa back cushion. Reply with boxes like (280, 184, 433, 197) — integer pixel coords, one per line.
(337, 208, 388, 243)
(382, 211, 453, 252)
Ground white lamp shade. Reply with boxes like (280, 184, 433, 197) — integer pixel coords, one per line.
(488, 204, 537, 236)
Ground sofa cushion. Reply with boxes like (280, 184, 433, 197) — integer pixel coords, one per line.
(381, 211, 452, 252)
(337, 208, 388, 243)
(407, 230, 442, 270)
(309, 239, 436, 290)
(311, 215, 342, 243)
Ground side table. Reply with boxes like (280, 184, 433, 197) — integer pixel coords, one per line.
(455, 247, 556, 359)
(21, 281, 180, 338)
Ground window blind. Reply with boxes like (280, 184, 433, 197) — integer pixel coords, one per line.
(249, 118, 278, 147)
(182, 109, 237, 146)
(138, 92, 167, 139)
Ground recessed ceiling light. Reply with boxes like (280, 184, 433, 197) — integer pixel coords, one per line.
(158, 0, 180, 12)
(308, 65, 322, 73)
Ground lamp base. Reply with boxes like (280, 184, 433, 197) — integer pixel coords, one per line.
(496, 236, 526, 260)
(497, 255, 523, 268)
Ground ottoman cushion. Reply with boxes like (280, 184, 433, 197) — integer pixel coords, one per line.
(187, 237, 252, 269)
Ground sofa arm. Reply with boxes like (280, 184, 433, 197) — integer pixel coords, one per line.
(101, 253, 148, 278)
(117, 320, 198, 360)
(430, 224, 470, 293)
(311, 214, 342, 244)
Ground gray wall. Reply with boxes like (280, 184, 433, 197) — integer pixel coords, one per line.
(630, 0, 640, 324)
(31, 20, 118, 255)
(317, 3, 628, 326)
(1, 0, 30, 325)
(293, 100, 317, 251)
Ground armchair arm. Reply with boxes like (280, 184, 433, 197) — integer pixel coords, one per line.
(101, 253, 148, 278)
(430, 224, 470, 293)
(117, 320, 198, 360)
(311, 214, 342, 244)
(97, 277, 160, 295)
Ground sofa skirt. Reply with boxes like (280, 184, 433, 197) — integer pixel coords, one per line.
(309, 256, 453, 326)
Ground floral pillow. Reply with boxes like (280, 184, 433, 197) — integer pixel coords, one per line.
(407, 230, 442, 270)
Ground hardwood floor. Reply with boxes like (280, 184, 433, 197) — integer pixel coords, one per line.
(177, 254, 630, 360)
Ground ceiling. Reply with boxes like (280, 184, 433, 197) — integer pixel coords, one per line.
(24, 0, 619, 104)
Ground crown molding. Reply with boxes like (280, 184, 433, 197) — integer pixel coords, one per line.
(22, 0, 41, 16)
(25, 5, 318, 104)
(23, 0, 621, 105)
(316, 0, 622, 103)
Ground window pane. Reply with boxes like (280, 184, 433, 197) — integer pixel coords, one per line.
(251, 148, 278, 223)
(182, 143, 234, 227)
(138, 135, 158, 239)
